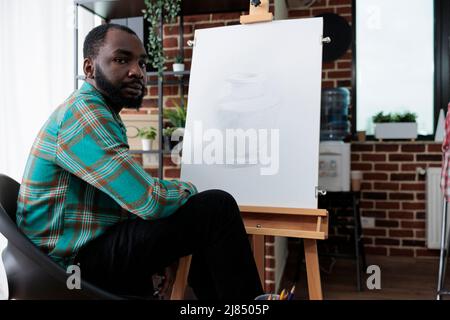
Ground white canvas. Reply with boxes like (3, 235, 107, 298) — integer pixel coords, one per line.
(181, 18, 323, 209)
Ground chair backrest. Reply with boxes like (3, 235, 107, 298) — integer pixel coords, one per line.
(0, 174, 20, 222)
(0, 173, 121, 299)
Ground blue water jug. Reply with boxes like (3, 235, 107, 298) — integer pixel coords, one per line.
(320, 87, 351, 141)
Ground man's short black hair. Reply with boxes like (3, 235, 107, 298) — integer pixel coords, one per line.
(83, 23, 139, 59)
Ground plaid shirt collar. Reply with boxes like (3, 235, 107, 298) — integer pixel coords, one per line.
(80, 81, 126, 133)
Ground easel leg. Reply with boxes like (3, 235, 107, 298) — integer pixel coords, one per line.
(304, 239, 323, 300)
(252, 235, 265, 290)
(170, 255, 192, 300)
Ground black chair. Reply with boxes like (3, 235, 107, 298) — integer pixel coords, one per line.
(0, 173, 121, 299)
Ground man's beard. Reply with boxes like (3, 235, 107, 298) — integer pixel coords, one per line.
(94, 65, 145, 109)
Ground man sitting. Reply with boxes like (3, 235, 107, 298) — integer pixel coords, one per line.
(16, 24, 263, 300)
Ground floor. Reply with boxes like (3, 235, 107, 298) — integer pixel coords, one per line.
(2, 232, 446, 300)
(183, 250, 449, 300)
(279, 244, 449, 300)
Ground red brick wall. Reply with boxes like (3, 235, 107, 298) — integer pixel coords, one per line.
(288, 0, 353, 90)
(352, 142, 442, 258)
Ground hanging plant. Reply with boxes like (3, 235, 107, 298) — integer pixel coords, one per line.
(143, 0, 181, 76)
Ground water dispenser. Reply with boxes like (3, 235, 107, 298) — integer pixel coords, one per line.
(320, 87, 351, 141)
(318, 88, 351, 192)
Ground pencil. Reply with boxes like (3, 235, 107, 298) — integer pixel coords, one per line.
(280, 289, 287, 300)
(288, 285, 295, 300)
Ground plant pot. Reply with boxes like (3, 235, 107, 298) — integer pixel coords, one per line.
(374, 122, 418, 140)
(141, 139, 158, 166)
(172, 63, 185, 73)
(163, 134, 184, 150)
(141, 139, 152, 151)
(163, 136, 172, 152)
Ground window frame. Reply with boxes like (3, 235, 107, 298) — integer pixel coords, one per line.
(352, 0, 449, 141)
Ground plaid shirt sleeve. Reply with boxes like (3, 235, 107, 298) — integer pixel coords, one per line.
(55, 95, 197, 220)
(441, 103, 450, 199)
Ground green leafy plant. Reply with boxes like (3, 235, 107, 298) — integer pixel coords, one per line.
(174, 55, 184, 64)
(163, 126, 176, 136)
(137, 126, 157, 140)
(162, 126, 181, 151)
(372, 111, 417, 123)
(372, 112, 392, 123)
(143, 0, 181, 75)
(163, 100, 187, 128)
(392, 112, 417, 122)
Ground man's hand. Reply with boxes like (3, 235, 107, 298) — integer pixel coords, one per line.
(156, 260, 179, 299)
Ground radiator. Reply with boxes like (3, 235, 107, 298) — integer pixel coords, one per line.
(426, 167, 450, 249)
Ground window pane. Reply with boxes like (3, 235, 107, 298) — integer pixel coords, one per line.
(77, 6, 102, 79)
(356, 0, 434, 135)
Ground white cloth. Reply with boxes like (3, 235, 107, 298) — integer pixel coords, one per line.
(0, 235, 8, 300)
(0, 0, 99, 181)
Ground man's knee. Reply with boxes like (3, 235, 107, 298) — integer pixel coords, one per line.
(200, 189, 238, 208)
(191, 189, 241, 222)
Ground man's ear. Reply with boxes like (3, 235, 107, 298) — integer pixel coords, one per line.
(83, 58, 95, 79)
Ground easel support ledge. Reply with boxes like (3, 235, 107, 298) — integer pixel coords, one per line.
(240, 0, 273, 24)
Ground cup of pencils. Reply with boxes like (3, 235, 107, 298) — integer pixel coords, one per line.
(254, 285, 295, 300)
(255, 293, 280, 300)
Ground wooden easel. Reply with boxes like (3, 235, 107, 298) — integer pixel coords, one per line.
(171, 206, 328, 300)
(170, 1, 329, 300)
(240, 206, 328, 300)
(240, 0, 273, 24)
(171, 255, 192, 300)
(238, 0, 329, 301)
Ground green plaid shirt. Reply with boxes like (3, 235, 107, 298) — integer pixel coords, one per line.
(16, 82, 197, 268)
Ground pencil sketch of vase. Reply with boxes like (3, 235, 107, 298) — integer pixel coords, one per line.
(216, 73, 281, 165)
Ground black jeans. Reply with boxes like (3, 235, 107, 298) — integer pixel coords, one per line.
(74, 190, 264, 300)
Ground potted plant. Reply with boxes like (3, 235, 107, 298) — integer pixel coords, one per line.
(163, 101, 186, 129)
(373, 111, 418, 140)
(137, 126, 158, 165)
(143, 0, 181, 76)
(172, 55, 185, 73)
(162, 126, 177, 151)
(163, 100, 187, 158)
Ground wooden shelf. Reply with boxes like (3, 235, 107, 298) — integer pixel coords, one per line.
(240, 205, 328, 217)
(147, 71, 190, 77)
(129, 150, 173, 154)
(76, 0, 250, 20)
